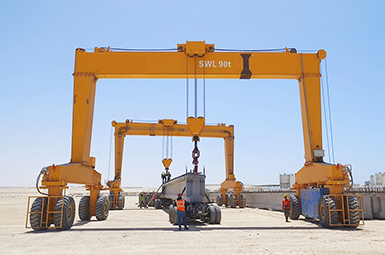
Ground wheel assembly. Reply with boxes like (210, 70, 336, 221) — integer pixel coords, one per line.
(208, 206, 216, 224)
(239, 194, 246, 208)
(79, 195, 91, 221)
(95, 194, 109, 221)
(214, 205, 221, 224)
(117, 194, 125, 210)
(289, 195, 301, 220)
(54, 196, 76, 230)
(216, 194, 223, 206)
(318, 195, 338, 228)
(30, 197, 49, 231)
(345, 196, 360, 227)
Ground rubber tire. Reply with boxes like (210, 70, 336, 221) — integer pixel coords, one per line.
(318, 195, 338, 228)
(229, 194, 237, 208)
(96, 194, 109, 221)
(54, 196, 76, 230)
(79, 196, 91, 221)
(289, 195, 301, 220)
(155, 199, 162, 209)
(169, 205, 175, 222)
(225, 194, 230, 207)
(30, 197, 48, 231)
(118, 194, 125, 210)
(216, 194, 223, 206)
(208, 206, 216, 224)
(169, 205, 178, 225)
(346, 196, 360, 227)
(239, 194, 246, 208)
(214, 205, 221, 224)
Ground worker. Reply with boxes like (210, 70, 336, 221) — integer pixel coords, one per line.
(139, 192, 145, 208)
(165, 168, 171, 182)
(282, 194, 291, 222)
(175, 193, 189, 230)
(161, 171, 166, 184)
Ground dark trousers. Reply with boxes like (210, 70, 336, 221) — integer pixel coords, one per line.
(177, 210, 187, 229)
(284, 209, 290, 221)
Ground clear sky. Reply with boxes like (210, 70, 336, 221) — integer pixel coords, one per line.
(0, 1, 384, 187)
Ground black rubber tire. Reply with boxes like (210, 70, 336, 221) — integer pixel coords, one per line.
(208, 206, 216, 224)
(30, 197, 49, 231)
(155, 199, 162, 209)
(289, 195, 301, 220)
(318, 195, 338, 228)
(214, 205, 221, 224)
(79, 196, 91, 221)
(169, 205, 178, 225)
(346, 196, 360, 227)
(54, 196, 76, 230)
(108, 195, 114, 209)
(225, 194, 230, 207)
(229, 194, 237, 208)
(95, 194, 109, 221)
(216, 194, 223, 206)
(169, 205, 175, 222)
(239, 194, 246, 208)
(118, 194, 125, 210)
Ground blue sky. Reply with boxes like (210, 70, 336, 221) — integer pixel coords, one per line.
(0, 1, 384, 187)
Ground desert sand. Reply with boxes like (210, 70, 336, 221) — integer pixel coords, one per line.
(1, 187, 384, 255)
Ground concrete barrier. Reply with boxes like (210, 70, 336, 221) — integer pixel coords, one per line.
(371, 194, 385, 219)
(361, 194, 373, 220)
(207, 191, 385, 220)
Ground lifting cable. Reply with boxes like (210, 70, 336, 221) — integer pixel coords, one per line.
(321, 64, 331, 162)
(321, 58, 335, 164)
(107, 125, 113, 181)
(324, 58, 335, 164)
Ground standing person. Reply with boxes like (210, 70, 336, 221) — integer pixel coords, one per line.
(282, 194, 290, 222)
(161, 171, 166, 184)
(175, 193, 189, 230)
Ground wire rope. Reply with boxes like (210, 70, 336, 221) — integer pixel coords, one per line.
(107, 125, 113, 181)
(321, 64, 331, 162)
(325, 58, 336, 164)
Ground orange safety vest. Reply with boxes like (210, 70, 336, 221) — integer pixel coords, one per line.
(282, 199, 290, 210)
(176, 199, 185, 212)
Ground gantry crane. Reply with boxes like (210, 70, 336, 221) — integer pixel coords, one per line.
(106, 117, 243, 210)
(28, 41, 361, 231)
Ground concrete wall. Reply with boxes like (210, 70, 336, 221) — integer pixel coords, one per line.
(207, 191, 385, 220)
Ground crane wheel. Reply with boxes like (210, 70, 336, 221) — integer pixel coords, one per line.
(155, 199, 162, 209)
(225, 194, 230, 207)
(239, 194, 246, 208)
(216, 194, 223, 206)
(79, 196, 91, 221)
(30, 197, 49, 231)
(214, 205, 221, 224)
(208, 206, 216, 224)
(95, 194, 109, 221)
(169, 205, 177, 224)
(345, 196, 360, 227)
(118, 194, 125, 210)
(318, 195, 338, 228)
(289, 195, 301, 220)
(54, 196, 76, 230)
(229, 194, 237, 208)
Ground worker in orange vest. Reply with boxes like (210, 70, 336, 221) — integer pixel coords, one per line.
(282, 194, 291, 222)
(175, 193, 189, 230)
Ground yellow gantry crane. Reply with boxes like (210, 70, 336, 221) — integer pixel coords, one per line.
(28, 41, 361, 231)
(107, 117, 241, 209)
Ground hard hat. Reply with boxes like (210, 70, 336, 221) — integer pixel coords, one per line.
(284, 194, 288, 197)
(178, 193, 182, 197)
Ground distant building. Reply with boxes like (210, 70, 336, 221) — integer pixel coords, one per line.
(280, 173, 294, 190)
(375, 172, 385, 186)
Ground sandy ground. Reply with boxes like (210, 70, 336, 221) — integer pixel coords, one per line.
(1, 187, 385, 255)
